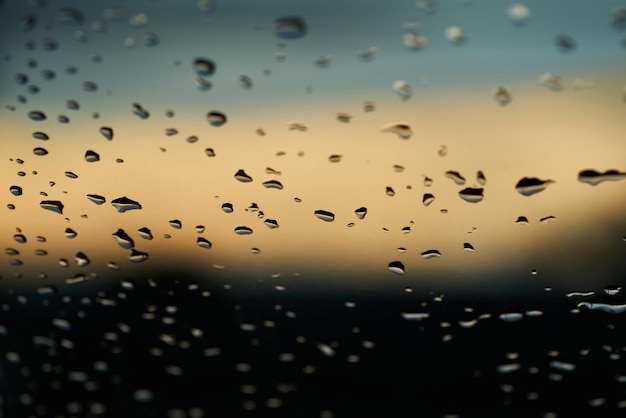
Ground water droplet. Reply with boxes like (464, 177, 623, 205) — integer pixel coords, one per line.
(314, 210, 335, 222)
(354, 207, 367, 219)
(402, 312, 430, 320)
(9, 186, 22, 196)
(612, 7, 626, 29)
(445, 171, 466, 185)
(207, 111, 227, 127)
(493, 86, 512, 105)
(458, 187, 484, 203)
(86, 194, 106, 205)
(415, 195, 434, 210)
(275, 16, 307, 39)
(234, 169, 253, 182)
(264, 219, 279, 229)
(287, 121, 308, 131)
(143, 32, 159, 47)
(499, 312, 524, 322)
(57, 8, 84, 25)
(41, 37, 59, 51)
(111, 196, 142, 212)
(317, 343, 335, 357)
(13, 234, 27, 244)
(508, 3, 530, 25)
(28, 110, 46, 121)
(131, 103, 150, 119)
(235, 226, 253, 235)
(463, 243, 475, 252)
(220, 203, 233, 213)
(445, 26, 467, 44)
(578, 169, 626, 185)
(33, 147, 48, 156)
(133, 389, 153, 403)
(65, 100, 80, 111)
(539, 73, 564, 91)
(169, 219, 182, 229)
(84, 150, 100, 162)
(37, 286, 57, 295)
(540, 215, 556, 223)
(197, 237, 212, 249)
(421, 249, 441, 259)
(138, 227, 153, 240)
(385, 187, 395, 196)
(515, 177, 555, 196)
(555, 34, 576, 52)
(32, 131, 49, 140)
(64, 228, 77, 239)
(95, 127, 114, 141)
(515, 216, 529, 225)
(387, 261, 405, 275)
(193, 58, 215, 76)
(238, 74, 253, 89)
(476, 171, 487, 185)
(204, 147, 216, 157)
(112, 229, 135, 249)
(75, 252, 90, 266)
(404, 33, 428, 50)
(262, 180, 283, 190)
(604, 285, 621, 296)
(357, 46, 378, 60)
(392, 80, 412, 100)
(82, 81, 98, 92)
(40, 200, 64, 214)
(128, 249, 149, 263)
(363, 101, 376, 112)
(401, 226, 411, 234)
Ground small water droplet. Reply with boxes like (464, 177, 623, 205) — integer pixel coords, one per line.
(354, 207, 367, 219)
(264, 219, 279, 229)
(111, 196, 142, 212)
(515, 177, 555, 196)
(234, 169, 253, 182)
(40, 200, 64, 214)
(476, 171, 487, 185)
(385, 186, 395, 196)
(193, 58, 215, 77)
(112, 229, 135, 249)
(314, 210, 335, 222)
(515, 216, 529, 225)
(463, 243, 475, 252)
(539, 73, 564, 91)
(84, 150, 100, 162)
(32, 131, 49, 140)
(28, 111, 46, 121)
(445, 171, 466, 185)
(387, 261, 405, 275)
(499, 312, 524, 322)
(131, 103, 150, 119)
(138, 227, 153, 240)
(404, 32, 427, 49)
(75, 252, 90, 266)
(57, 8, 84, 25)
(328, 154, 343, 163)
(197, 237, 212, 249)
(493, 86, 512, 105)
(445, 26, 467, 44)
(540, 215, 556, 223)
(128, 249, 149, 263)
(169, 220, 182, 229)
(422, 193, 435, 206)
(207, 111, 227, 127)
(357, 46, 378, 60)
(392, 80, 412, 100)
(262, 180, 283, 190)
(421, 249, 441, 259)
(508, 3, 530, 24)
(86, 194, 106, 205)
(13, 234, 27, 244)
(402, 312, 430, 320)
(64, 228, 77, 239)
(143, 32, 159, 47)
(555, 34, 576, 52)
(235, 226, 253, 235)
(221, 203, 234, 213)
(458, 187, 484, 203)
(275, 16, 307, 39)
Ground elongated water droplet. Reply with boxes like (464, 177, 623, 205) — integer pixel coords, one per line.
(64, 171, 78, 179)
(128, 249, 149, 263)
(314, 210, 335, 222)
(499, 312, 524, 322)
(604, 285, 621, 296)
(66, 100, 80, 111)
(33, 131, 49, 140)
(515, 177, 555, 196)
(99, 127, 113, 140)
(40, 200, 64, 214)
(421, 249, 441, 259)
(445, 171, 466, 185)
(207, 111, 227, 127)
(235, 226, 253, 235)
(275, 16, 307, 39)
(540, 215, 556, 223)
(33, 147, 48, 156)
(381, 123, 412, 139)
(422, 193, 435, 206)
(197, 237, 212, 249)
(262, 180, 283, 190)
(458, 187, 484, 203)
(111, 196, 142, 212)
(112, 229, 135, 249)
(84, 150, 100, 162)
(234, 169, 253, 182)
(64, 228, 77, 238)
(86, 194, 106, 205)
(387, 261, 405, 275)
(578, 301, 626, 314)
(169, 220, 182, 229)
(328, 154, 343, 163)
(355, 207, 367, 219)
(578, 169, 626, 185)
(264, 219, 279, 229)
(402, 312, 430, 320)
(138, 227, 153, 240)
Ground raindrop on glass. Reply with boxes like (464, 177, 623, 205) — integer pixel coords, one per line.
(40, 200, 64, 214)
(234, 169, 253, 182)
(111, 196, 142, 212)
(314, 210, 335, 222)
(515, 177, 555, 196)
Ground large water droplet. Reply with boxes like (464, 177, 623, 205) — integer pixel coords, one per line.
(111, 196, 142, 212)
(604, 285, 621, 296)
(421, 249, 441, 259)
(221, 203, 234, 213)
(86, 194, 106, 205)
(458, 187, 484, 203)
(207, 111, 227, 127)
(40, 200, 64, 214)
(275, 16, 307, 39)
(13, 234, 27, 243)
(262, 180, 283, 190)
(235, 226, 253, 235)
(193, 58, 215, 77)
(234, 169, 253, 182)
(314, 210, 335, 222)
(197, 237, 212, 249)
(10, 186, 22, 196)
(112, 229, 135, 249)
(577, 301, 626, 314)
(578, 169, 626, 185)
(515, 177, 555, 196)
(381, 123, 412, 139)
(463, 243, 475, 252)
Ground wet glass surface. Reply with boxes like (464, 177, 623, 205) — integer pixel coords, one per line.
(1, 0, 626, 417)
